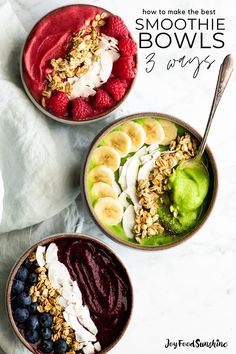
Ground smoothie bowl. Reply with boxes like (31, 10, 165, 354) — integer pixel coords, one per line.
(21, 5, 137, 124)
(83, 113, 218, 250)
(6, 234, 133, 354)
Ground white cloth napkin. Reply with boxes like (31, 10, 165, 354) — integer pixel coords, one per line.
(0, 170, 3, 223)
(0, 2, 120, 353)
(0, 1, 113, 233)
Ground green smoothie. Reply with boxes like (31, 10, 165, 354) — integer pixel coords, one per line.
(159, 157, 210, 233)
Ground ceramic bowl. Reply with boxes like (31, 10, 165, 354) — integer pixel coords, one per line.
(82, 112, 218, 250)
(20, 4, 138, 125)
(6, 233, 133, 353)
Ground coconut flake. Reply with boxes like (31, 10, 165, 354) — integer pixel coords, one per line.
(100, 51, 113, 82)
(94, 342, 101, 352)
(118, 191, 130, 209)
(45, 243, 99, 347)
(68, 34, 119, 99)
(83, 343, 95, 354)
(70, 81, 96, 99)
(58, 297, 68, 308)
(112, 181, 121, 196)
(72, 281, 83, 304)
(45, 243, 58, 264)
(65, 313, 96, 342)
(122, 205, 135, 238)
(75, 304, 98, 335)
(147, 143, 160, 154)
(36, 246, 46, 267)
(108, 48, 120, 62)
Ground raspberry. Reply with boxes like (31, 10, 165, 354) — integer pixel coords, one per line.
(92, 89, 114, 110)
(118, 37, 137, 56)
(71, 98, 93, 120)
(112, 56, 136, 79)
(105, 78, 128, 101)
(46, 91, 69, 117)
(102, 15, 129, 38)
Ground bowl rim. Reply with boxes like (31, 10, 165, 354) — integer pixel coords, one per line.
(82, 111, 219, 251)
(6, 233, 134, 354)
(20, 3, 138, 126)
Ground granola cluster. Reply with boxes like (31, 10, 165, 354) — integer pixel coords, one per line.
(42, 13, 107, 106)
(133, 133, 197, 242)
(28, 252, 80, 354)
(133, 207, 164, 242)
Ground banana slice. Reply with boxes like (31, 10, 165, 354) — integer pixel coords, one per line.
(94, 197, 123, 225)
(142, 118, 165, 145)
(103, 131, 132, 157)
(92, 146, 120, 171)
(121, 121, 146, 152)
(158, 119, 177, 145)
(88, 166, 114, 186)
(91, 182, 118, 200)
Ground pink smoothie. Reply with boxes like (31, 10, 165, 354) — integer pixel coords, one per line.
(22, 5, 109, 102)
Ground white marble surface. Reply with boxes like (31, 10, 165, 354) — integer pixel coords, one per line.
(2, 0, 236, 353)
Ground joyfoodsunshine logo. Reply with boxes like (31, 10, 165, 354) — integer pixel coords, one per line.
(164, 338, 228, 349)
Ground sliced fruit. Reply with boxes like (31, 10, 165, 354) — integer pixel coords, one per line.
(91, 182, 118, 200)
(94, 197, 123, 225)
(141, 118, 165, 145)
(138, 151, 160, 181)
(112, 181, 121, 196)
(88, 166, 114, 186)
(118, 191, 130, 208)
(126, 156, 140, 190)
(140, 154, 152, 164)
(122, 205, 135, 238)
(134, 145, 148, 158)
(118, 146, 147, 192)
(159, 119, 177, 145)
(126, 187, 139, 207)
(103, 131, 132, 157)
(147, 143, 160, 154)
(118, 157, 131, 191)
(121, 121, 146, 152)
(126, 155, 142, 207)
(92, 146, 120, 171)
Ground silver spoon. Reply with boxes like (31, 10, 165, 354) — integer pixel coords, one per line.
(184, 54, 233, 168)
(198, 54, 234, 157)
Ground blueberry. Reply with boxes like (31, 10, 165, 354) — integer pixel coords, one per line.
(26, 315, 39, 330)
(40, 340, 54, 353)
(23, 258, 33, 269)
(28, 302, 38, 314)
(12, 280, 25, 295)
(25, 329, 39, 343)
(14, 307, 29, 323)
(39, 313, 53, 328)
(16, 292, 32, 307)
(28, 272, 38, 284)
(15, 266, 29, 282)
(24, 283, 32, 293)
(40, 327, 52, 340)
(11, 300, 19, 312)
(54, 339, 68, 354)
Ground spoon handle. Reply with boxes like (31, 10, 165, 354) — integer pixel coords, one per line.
(198, 54, 234, 156)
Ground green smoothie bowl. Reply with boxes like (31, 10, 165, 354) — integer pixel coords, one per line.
(82, 113, 218, 250)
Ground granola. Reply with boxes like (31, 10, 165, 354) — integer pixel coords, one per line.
(42, 12, 107, 103)
(133, 133, 197, 241)
(28, 261, 80, 352)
